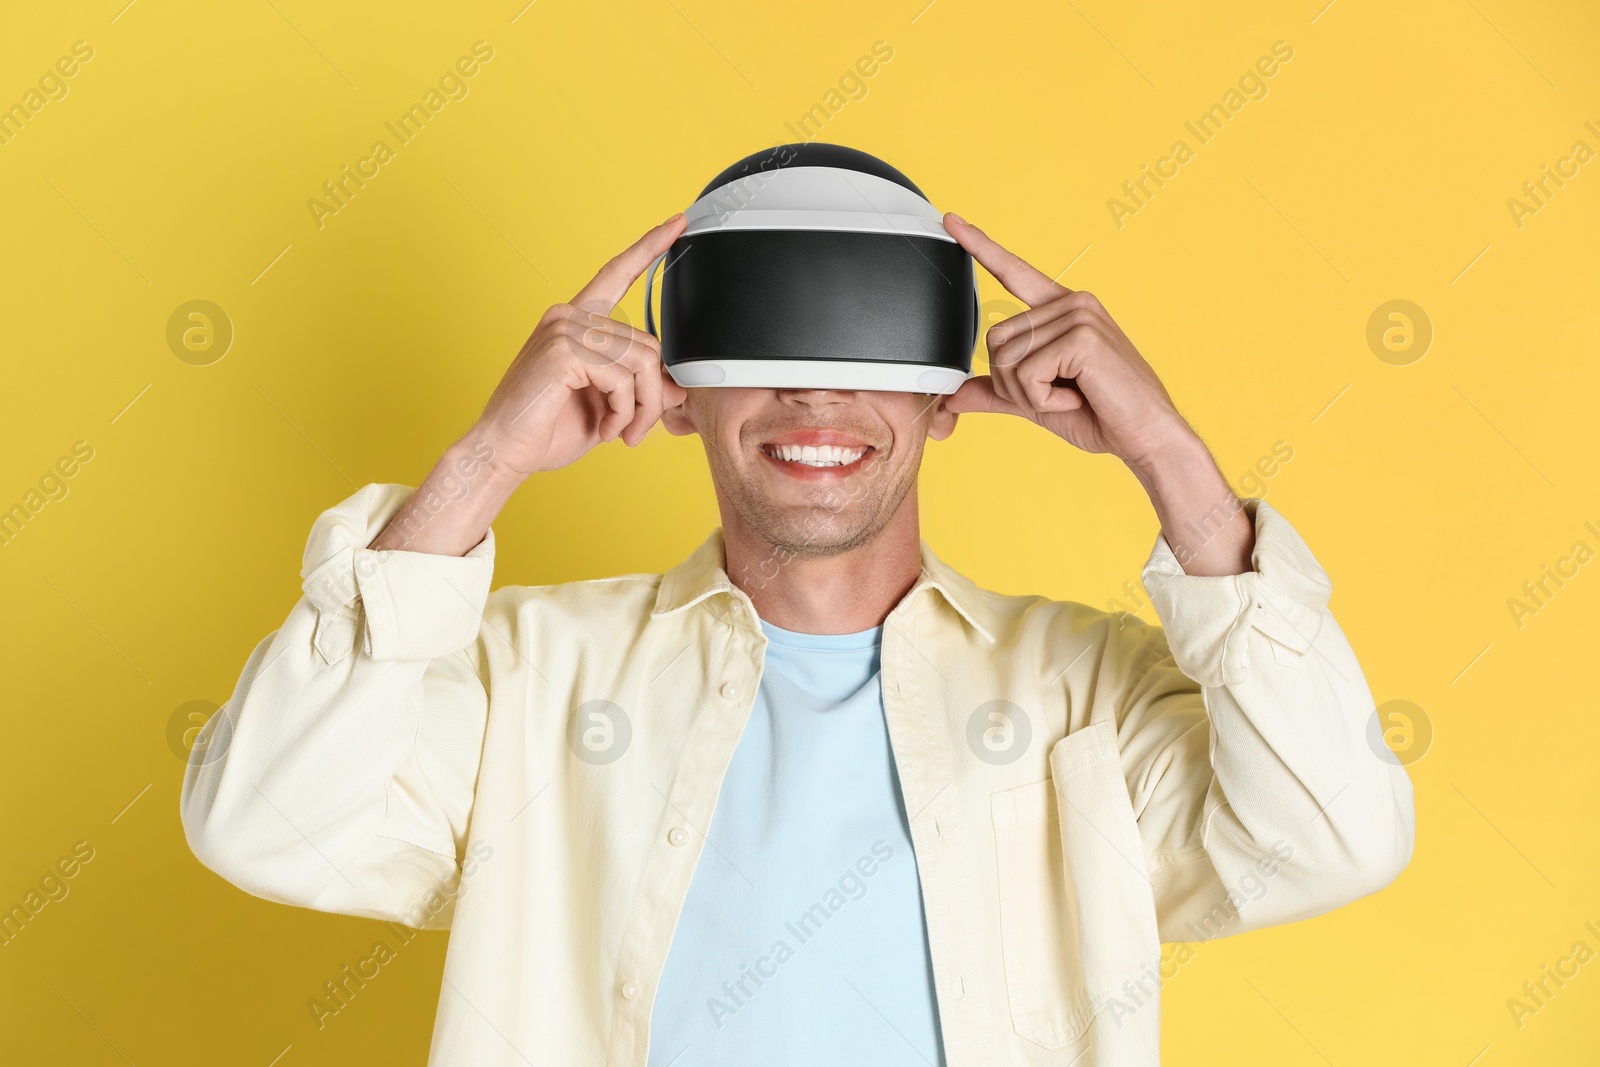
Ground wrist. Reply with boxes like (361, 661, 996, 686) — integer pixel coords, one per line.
(1125, 429, 1213, 495)
(368, 434, 524, 556)
(449, 427, 529, 498)
(1126, 433, 1254, 576)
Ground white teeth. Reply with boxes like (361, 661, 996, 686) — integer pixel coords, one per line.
(765, 443, 868, 467)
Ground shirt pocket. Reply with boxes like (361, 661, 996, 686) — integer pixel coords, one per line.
(1052, 719, 1162, 996)
(991, 778, 1095, 1048)
(989, 720, 1162, 1050)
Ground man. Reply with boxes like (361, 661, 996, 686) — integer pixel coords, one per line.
(181, 196, 1415, 1066)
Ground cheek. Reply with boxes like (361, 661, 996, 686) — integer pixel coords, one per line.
(865, 440, 915, 489)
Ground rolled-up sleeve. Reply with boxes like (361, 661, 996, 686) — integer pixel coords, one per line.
(180, 483, 495, 930)
(1107, 497, 1416, 943)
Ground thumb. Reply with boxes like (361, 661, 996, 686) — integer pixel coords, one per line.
(657, 359, 688, 409)
(943, 375, 1026, 417)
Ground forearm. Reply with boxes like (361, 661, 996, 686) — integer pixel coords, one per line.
(182, 617, 476, 918)
(184, 482, 497, 925)
(1183, 613, 1414, 934)
(1128, 434, 1254, 577)
(370, 427, 528, 556)
(1127, 495, 1415, 939)
(1137, 616, 1416, 940)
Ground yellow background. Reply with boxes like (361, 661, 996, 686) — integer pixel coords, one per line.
(2, 0, 1596, 1063)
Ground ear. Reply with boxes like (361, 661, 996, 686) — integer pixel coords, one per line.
(924, 393, 959, 442)
(660, 391, 698, 436)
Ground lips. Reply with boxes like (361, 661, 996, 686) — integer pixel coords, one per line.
(763, 442, 869, 467)
(760, 429, 872, 449)
(757, 429, 878, 479)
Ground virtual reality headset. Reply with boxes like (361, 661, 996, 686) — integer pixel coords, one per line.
(643, 143, 979, 395)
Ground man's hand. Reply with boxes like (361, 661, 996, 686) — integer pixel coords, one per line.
(941, 211, 1255, 576)
(369, 213, 688, 557)
(476, 212, 690, 475)
(941, 212, 1194, 470)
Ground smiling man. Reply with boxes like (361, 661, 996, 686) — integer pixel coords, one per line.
(181, 150, 1415, 1067)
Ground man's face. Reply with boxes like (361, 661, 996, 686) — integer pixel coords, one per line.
(662, 387, 958, 560)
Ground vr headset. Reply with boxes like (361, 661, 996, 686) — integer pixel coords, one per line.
(643, 143, 979, 395)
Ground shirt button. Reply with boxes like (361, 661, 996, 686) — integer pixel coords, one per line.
(730, 601, 743, 614)
(668, 827, 688, 847)
(720, 681, 740, 701)
(621, 980, 641, 1000)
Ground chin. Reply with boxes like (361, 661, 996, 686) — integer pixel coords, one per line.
(744, 506, 881, 560)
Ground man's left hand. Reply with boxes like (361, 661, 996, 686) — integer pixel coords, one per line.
(941, 211, 1255, 576)
(941, 211, 1196, 474)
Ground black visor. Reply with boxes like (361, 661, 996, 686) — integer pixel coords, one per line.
(645, 144, 979, 394)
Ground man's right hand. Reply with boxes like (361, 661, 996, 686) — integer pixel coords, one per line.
(476, 212, 690, 476)
(369, 212, 689, 557)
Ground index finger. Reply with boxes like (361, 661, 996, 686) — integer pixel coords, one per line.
(571, 212, 688, 315)
(944, 212, 1070, 309)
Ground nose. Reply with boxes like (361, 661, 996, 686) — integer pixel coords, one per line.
(776, 388, 854, 407)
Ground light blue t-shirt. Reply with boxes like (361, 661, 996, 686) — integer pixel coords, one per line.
(647, 617, 946, 1066)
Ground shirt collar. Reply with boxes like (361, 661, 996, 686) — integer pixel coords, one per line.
(650, 527, 1000, 644)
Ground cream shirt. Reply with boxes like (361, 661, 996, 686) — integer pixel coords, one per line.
(180, 482, 1415, 1066)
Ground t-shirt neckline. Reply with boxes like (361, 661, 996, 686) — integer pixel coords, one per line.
(759, 617, 883, 652)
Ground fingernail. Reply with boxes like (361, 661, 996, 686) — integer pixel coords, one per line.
(665, 211, 683, 224)
(946, 212, 964, 225)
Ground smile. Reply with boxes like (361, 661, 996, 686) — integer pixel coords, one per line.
(757, 442, 877, 480)
(760, 444, 868, 467)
